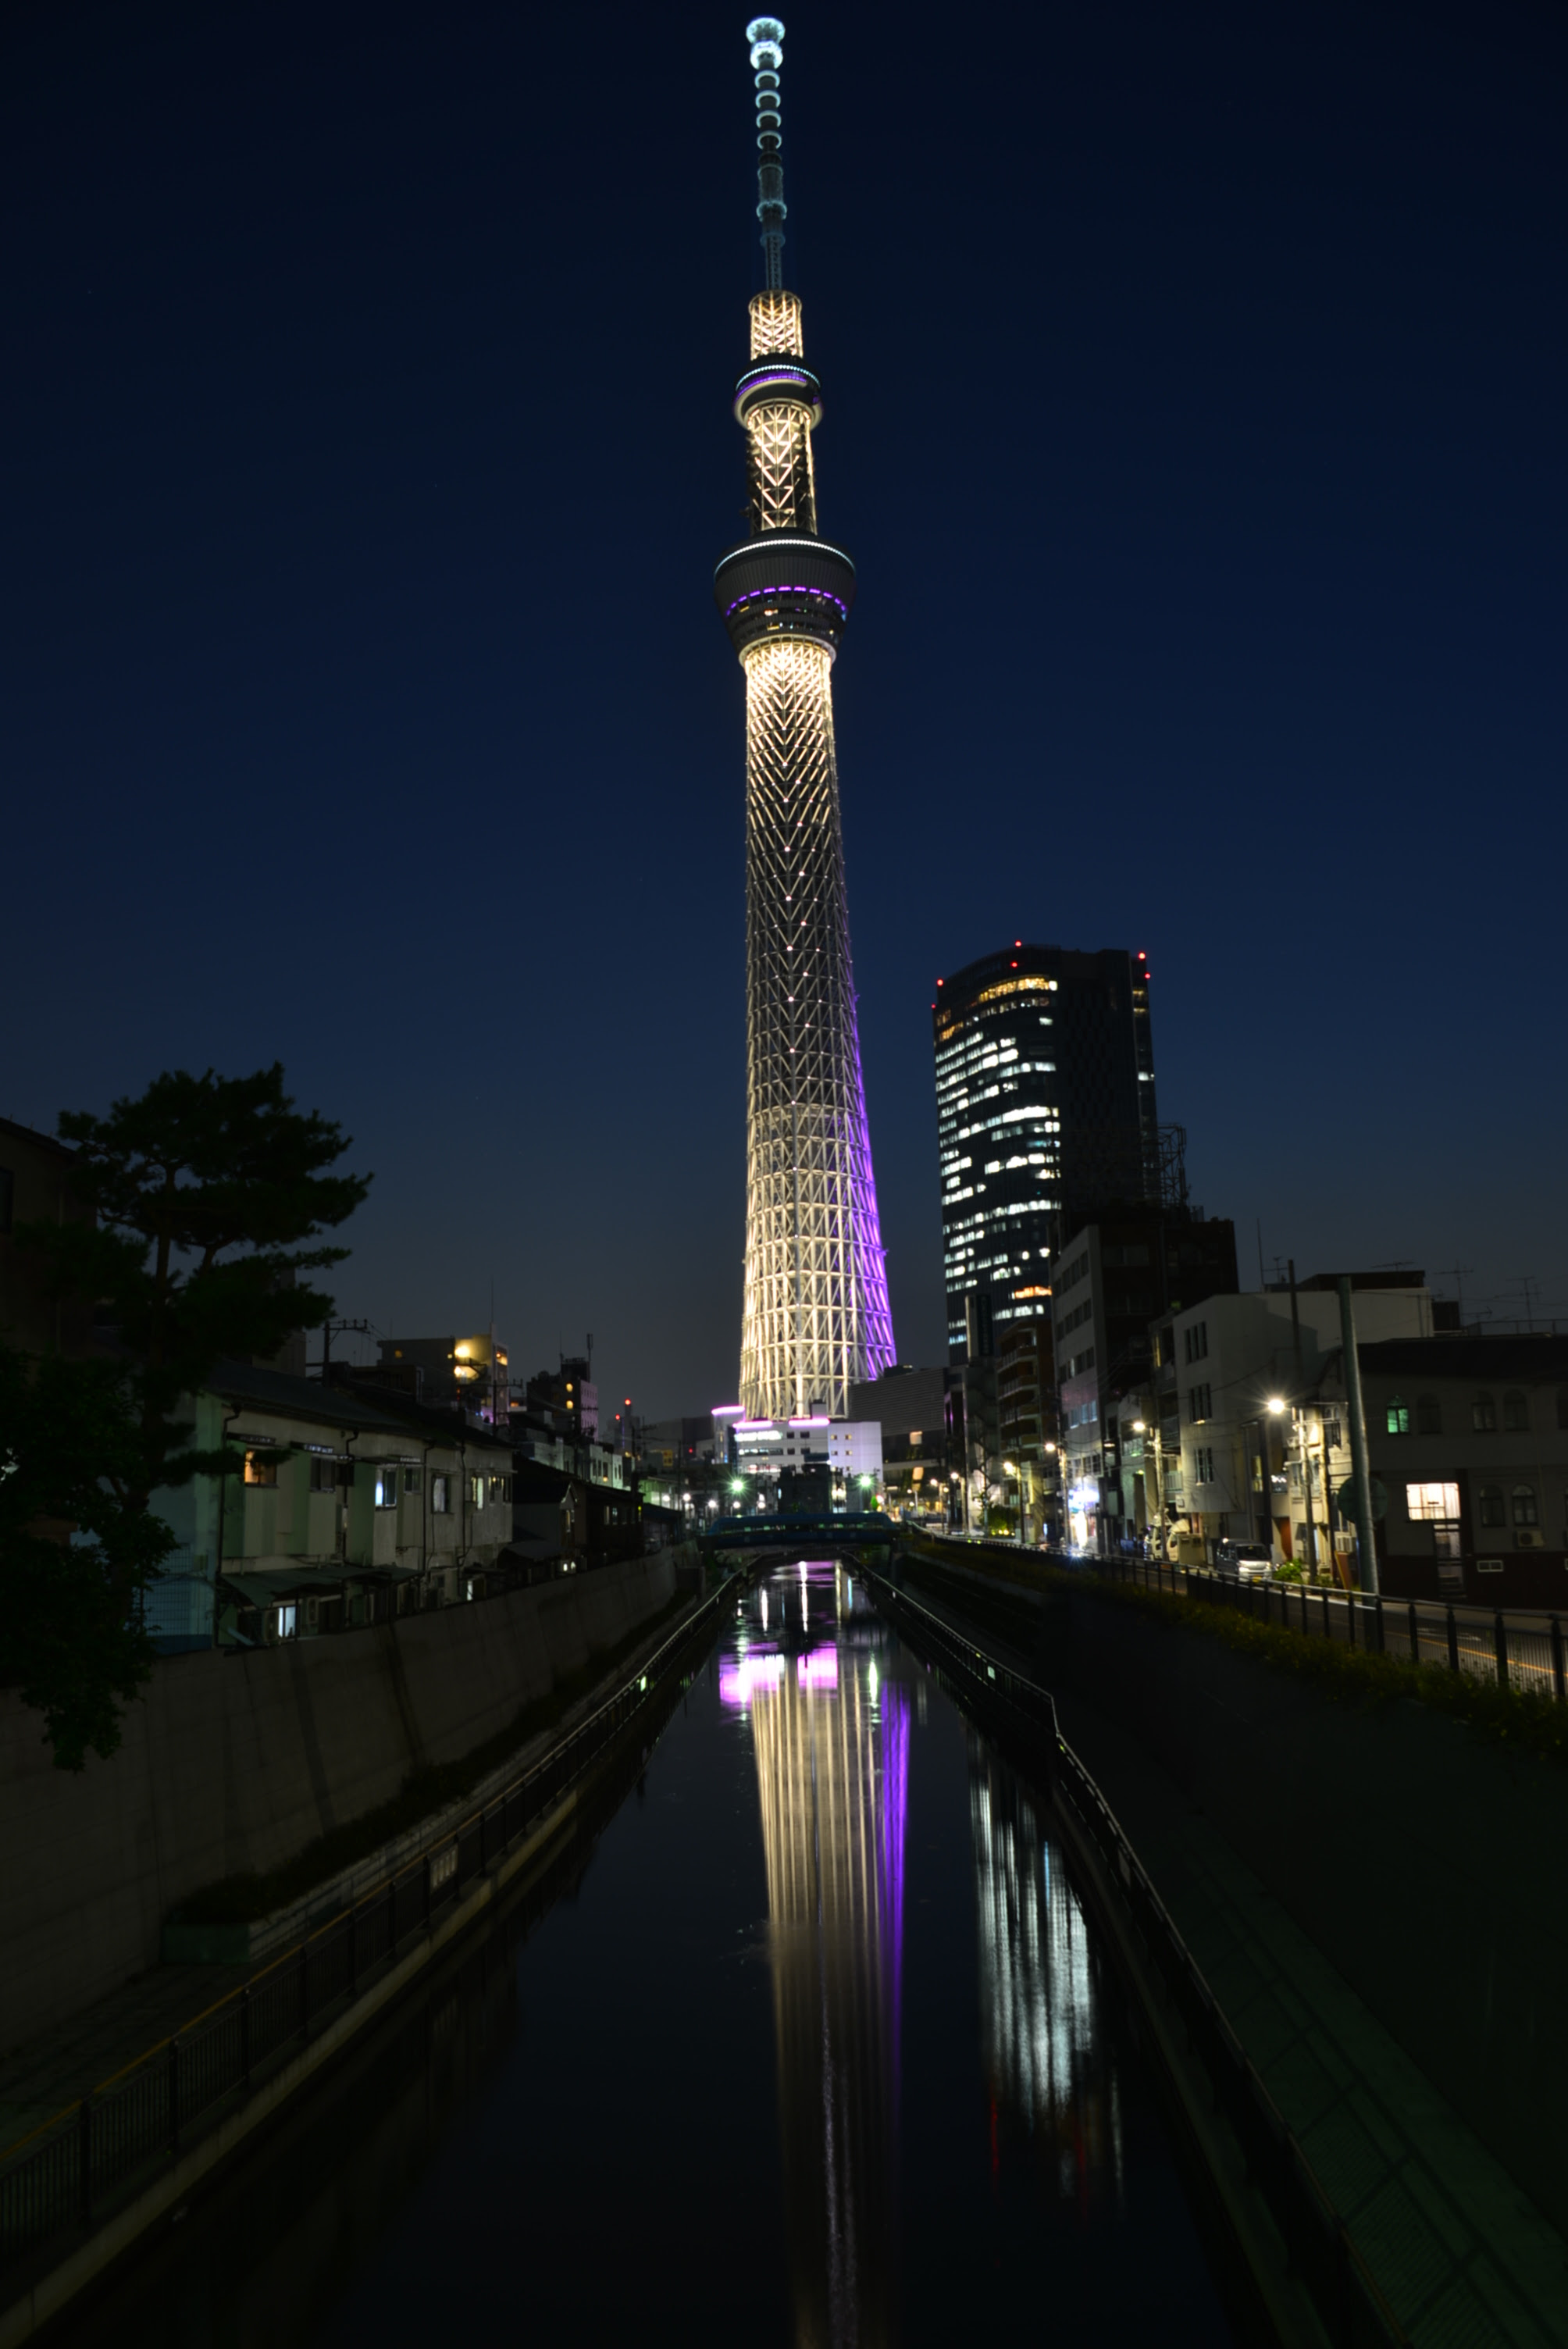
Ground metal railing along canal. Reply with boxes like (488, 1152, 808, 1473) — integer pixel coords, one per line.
(1097, 1553, 1568, 1702)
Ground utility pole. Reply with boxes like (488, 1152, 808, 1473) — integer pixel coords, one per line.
(1337, 1278, 1380, 1596)
(319, 1317, 373, 1381)
(1287, 1260, 1314, 1574)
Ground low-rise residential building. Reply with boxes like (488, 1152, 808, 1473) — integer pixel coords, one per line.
(147, 1361, 514, 1652)
(1310, 1335, 1568, 1606)
(1147, 1274, 1439, 1567)
(371, 1331, 510, 1424)
(511, 1454, 647, 1570)
(511, 1412, 632, 1492)
(0, 1116, 96, 1358)
(522, 1353, 598, 1438)
(1057, 1210, 1238, 1555)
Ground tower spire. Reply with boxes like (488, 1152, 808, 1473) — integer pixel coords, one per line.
(747, 16, 787, 290)
(715, 17, 896, 1420)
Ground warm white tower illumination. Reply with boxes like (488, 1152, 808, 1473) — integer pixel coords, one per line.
(716, 16, 896, 1420)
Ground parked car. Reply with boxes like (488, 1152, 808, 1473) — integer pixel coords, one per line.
(1214, 1540, 1273, 1581)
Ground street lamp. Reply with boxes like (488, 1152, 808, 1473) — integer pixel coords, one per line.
(1244, 1404, 1289, 1559)
(1131, 1418, 1159, 1569)
(1003, 1460, 1024, 1546)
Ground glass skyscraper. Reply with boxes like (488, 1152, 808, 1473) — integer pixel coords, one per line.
(933, 944, 1159, 1360)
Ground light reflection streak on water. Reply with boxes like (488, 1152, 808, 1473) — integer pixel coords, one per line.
(741, 1563, 907, 2346)
(968, 1753, 1124, 2210)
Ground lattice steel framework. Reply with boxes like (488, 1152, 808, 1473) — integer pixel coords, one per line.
(717, 20, 895, 1418)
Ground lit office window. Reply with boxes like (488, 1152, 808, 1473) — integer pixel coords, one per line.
(1405, 1481, 1460, 1521)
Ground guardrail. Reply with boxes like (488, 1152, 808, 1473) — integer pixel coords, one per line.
(0, 1581, 728, 2276)
(864, 1566, 1406, 2349)
(1100, 1554, 1568, 1702)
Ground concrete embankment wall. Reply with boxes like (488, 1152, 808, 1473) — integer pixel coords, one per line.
(898, 1548, 1568, 2240)
(1, 1552, 675, 2048)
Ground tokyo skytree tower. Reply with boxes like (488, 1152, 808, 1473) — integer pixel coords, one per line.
(717, 16, 896, 1420)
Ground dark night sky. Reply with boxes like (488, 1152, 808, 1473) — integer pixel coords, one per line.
(3, 0, 1565, 1415)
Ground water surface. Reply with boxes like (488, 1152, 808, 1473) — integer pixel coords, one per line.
(62, 1562, 1241, 2345)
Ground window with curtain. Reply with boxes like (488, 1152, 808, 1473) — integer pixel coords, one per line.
(1386, 1396, 1409, 1435)
(1472, 1392, 1497, 1432)
(1503, 1390, 1531, 1431)
(1512, 1485, 1539, 1527)
(1477, 1483, 1506, 1527)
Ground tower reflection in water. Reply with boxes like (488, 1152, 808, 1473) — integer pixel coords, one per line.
(721, 1566, 907, 2347)
(968, 1749, 1124, 2212)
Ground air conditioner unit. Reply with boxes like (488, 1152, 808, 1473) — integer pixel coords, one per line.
(1515, 1529, 1545, 1550)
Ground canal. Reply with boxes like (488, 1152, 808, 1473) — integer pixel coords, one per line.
(60, 1562, 1249, 2344)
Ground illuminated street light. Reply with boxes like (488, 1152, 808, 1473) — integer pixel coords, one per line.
(1267, 1397, 1287, 1414)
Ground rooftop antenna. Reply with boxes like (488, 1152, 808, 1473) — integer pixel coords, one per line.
(1437, 1265, 1473, 1328)
(1509, 1274, 1540, 1332)
(747, 16, 787, 289)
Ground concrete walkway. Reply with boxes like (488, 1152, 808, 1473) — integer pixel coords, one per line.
(0, 1960, 255, 2155)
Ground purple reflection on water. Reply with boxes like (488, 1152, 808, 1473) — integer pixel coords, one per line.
(878, 1681, 910, 2113)
(718, 1652, 785, 1706)
(718, 1646, 839, 1706)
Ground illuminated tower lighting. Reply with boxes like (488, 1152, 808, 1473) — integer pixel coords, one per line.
(718, 16, 896, 1420)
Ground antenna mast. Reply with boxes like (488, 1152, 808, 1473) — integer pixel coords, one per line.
(747, 16, 787, 289)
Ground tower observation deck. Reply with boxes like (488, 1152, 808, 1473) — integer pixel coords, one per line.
(717, 16, 896, 1422)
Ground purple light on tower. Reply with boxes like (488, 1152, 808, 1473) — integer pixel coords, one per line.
(715, 13, 896, 1419)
